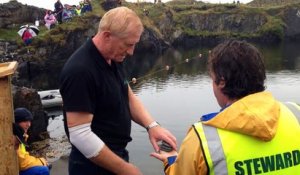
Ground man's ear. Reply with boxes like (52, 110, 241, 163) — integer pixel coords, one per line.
(102, 31, 112, 41)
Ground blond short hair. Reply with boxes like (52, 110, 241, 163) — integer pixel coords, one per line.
(99, 7, 144, 38)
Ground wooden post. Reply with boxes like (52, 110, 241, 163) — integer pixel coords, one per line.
(0, 61, 18, 175)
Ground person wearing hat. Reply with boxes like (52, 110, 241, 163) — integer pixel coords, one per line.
(14, 107, 50, 175)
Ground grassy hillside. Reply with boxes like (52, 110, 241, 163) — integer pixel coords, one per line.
(0, 0, 297, 45)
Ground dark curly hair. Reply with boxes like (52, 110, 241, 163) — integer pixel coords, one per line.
(208, 39, 266, 99)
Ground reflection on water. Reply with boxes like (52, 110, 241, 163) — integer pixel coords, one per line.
(26, 41, 300, 175)
(128, 71, 300, 175)
(125, 42, 300, 175)
(17, 41, 300, 91)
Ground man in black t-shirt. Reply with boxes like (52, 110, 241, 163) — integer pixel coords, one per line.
(60, 7, 177, 175)
(54, 0, 63, 24)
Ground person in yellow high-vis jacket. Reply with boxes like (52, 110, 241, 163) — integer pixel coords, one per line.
(14, 108, 51, 175)
(151, 40, 300, 175)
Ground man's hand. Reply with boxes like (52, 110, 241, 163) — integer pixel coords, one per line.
(117, 163, 143, 175)
(90, 145, 143, 175)
(147, 126, 177, 152)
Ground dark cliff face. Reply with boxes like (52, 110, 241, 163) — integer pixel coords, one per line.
(179, 13, 267, 33)
(282, 7, 300, 39)
(137, 28, 169, 54)
(0, 1, 45, 28)
(151, 3, 300, 47)
(158, 10, 270, 46)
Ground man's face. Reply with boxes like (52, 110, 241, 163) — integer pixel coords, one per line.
(18, 121, 31, 133)
(106, 26, 142, 62)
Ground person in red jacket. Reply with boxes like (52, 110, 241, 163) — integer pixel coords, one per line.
(22, 27, 32, 46)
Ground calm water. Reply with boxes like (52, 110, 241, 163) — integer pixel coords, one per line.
(125, 43, 300, 175)
(36, 41, 300, 174)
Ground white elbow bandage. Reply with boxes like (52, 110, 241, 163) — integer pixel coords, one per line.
(69, 123, 104, 158)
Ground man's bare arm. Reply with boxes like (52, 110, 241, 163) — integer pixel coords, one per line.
(66, 112, 142, 175)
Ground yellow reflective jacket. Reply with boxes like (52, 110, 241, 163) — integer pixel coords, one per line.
(164, 92, 300, 175)
(75, 9, 81, 16)
(17, 134, 47, 171)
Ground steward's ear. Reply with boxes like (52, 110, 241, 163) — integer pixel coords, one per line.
(218, 78, 225, 89)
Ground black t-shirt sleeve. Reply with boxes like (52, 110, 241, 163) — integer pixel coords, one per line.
(60, 69, 96, 114)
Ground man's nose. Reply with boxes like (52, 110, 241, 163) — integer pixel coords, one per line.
(126, 46, 135, 56)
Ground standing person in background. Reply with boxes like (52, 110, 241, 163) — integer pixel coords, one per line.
(81, 0, 92, 14)
(44, 10, 57, 30)
(60, 6, 177, 175)
(54, 0, 63, 24)
(75, 5, 82, 16)
(14, 107, 51, 175)
(151, 39, 300, 175)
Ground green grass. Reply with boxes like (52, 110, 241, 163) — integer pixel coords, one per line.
(0, 27, 20, 41)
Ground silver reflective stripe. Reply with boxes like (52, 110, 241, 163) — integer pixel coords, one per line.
(202, 124, 228, 175)
(285, 102, 300, 124)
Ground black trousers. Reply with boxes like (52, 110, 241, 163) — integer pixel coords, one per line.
(57, 12, 62, 23)
(68, 146, 129, 175)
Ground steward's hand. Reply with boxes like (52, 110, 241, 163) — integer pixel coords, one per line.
(150, 150, 178, 162)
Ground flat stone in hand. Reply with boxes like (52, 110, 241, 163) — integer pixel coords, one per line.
(159, 140, 173, 152)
